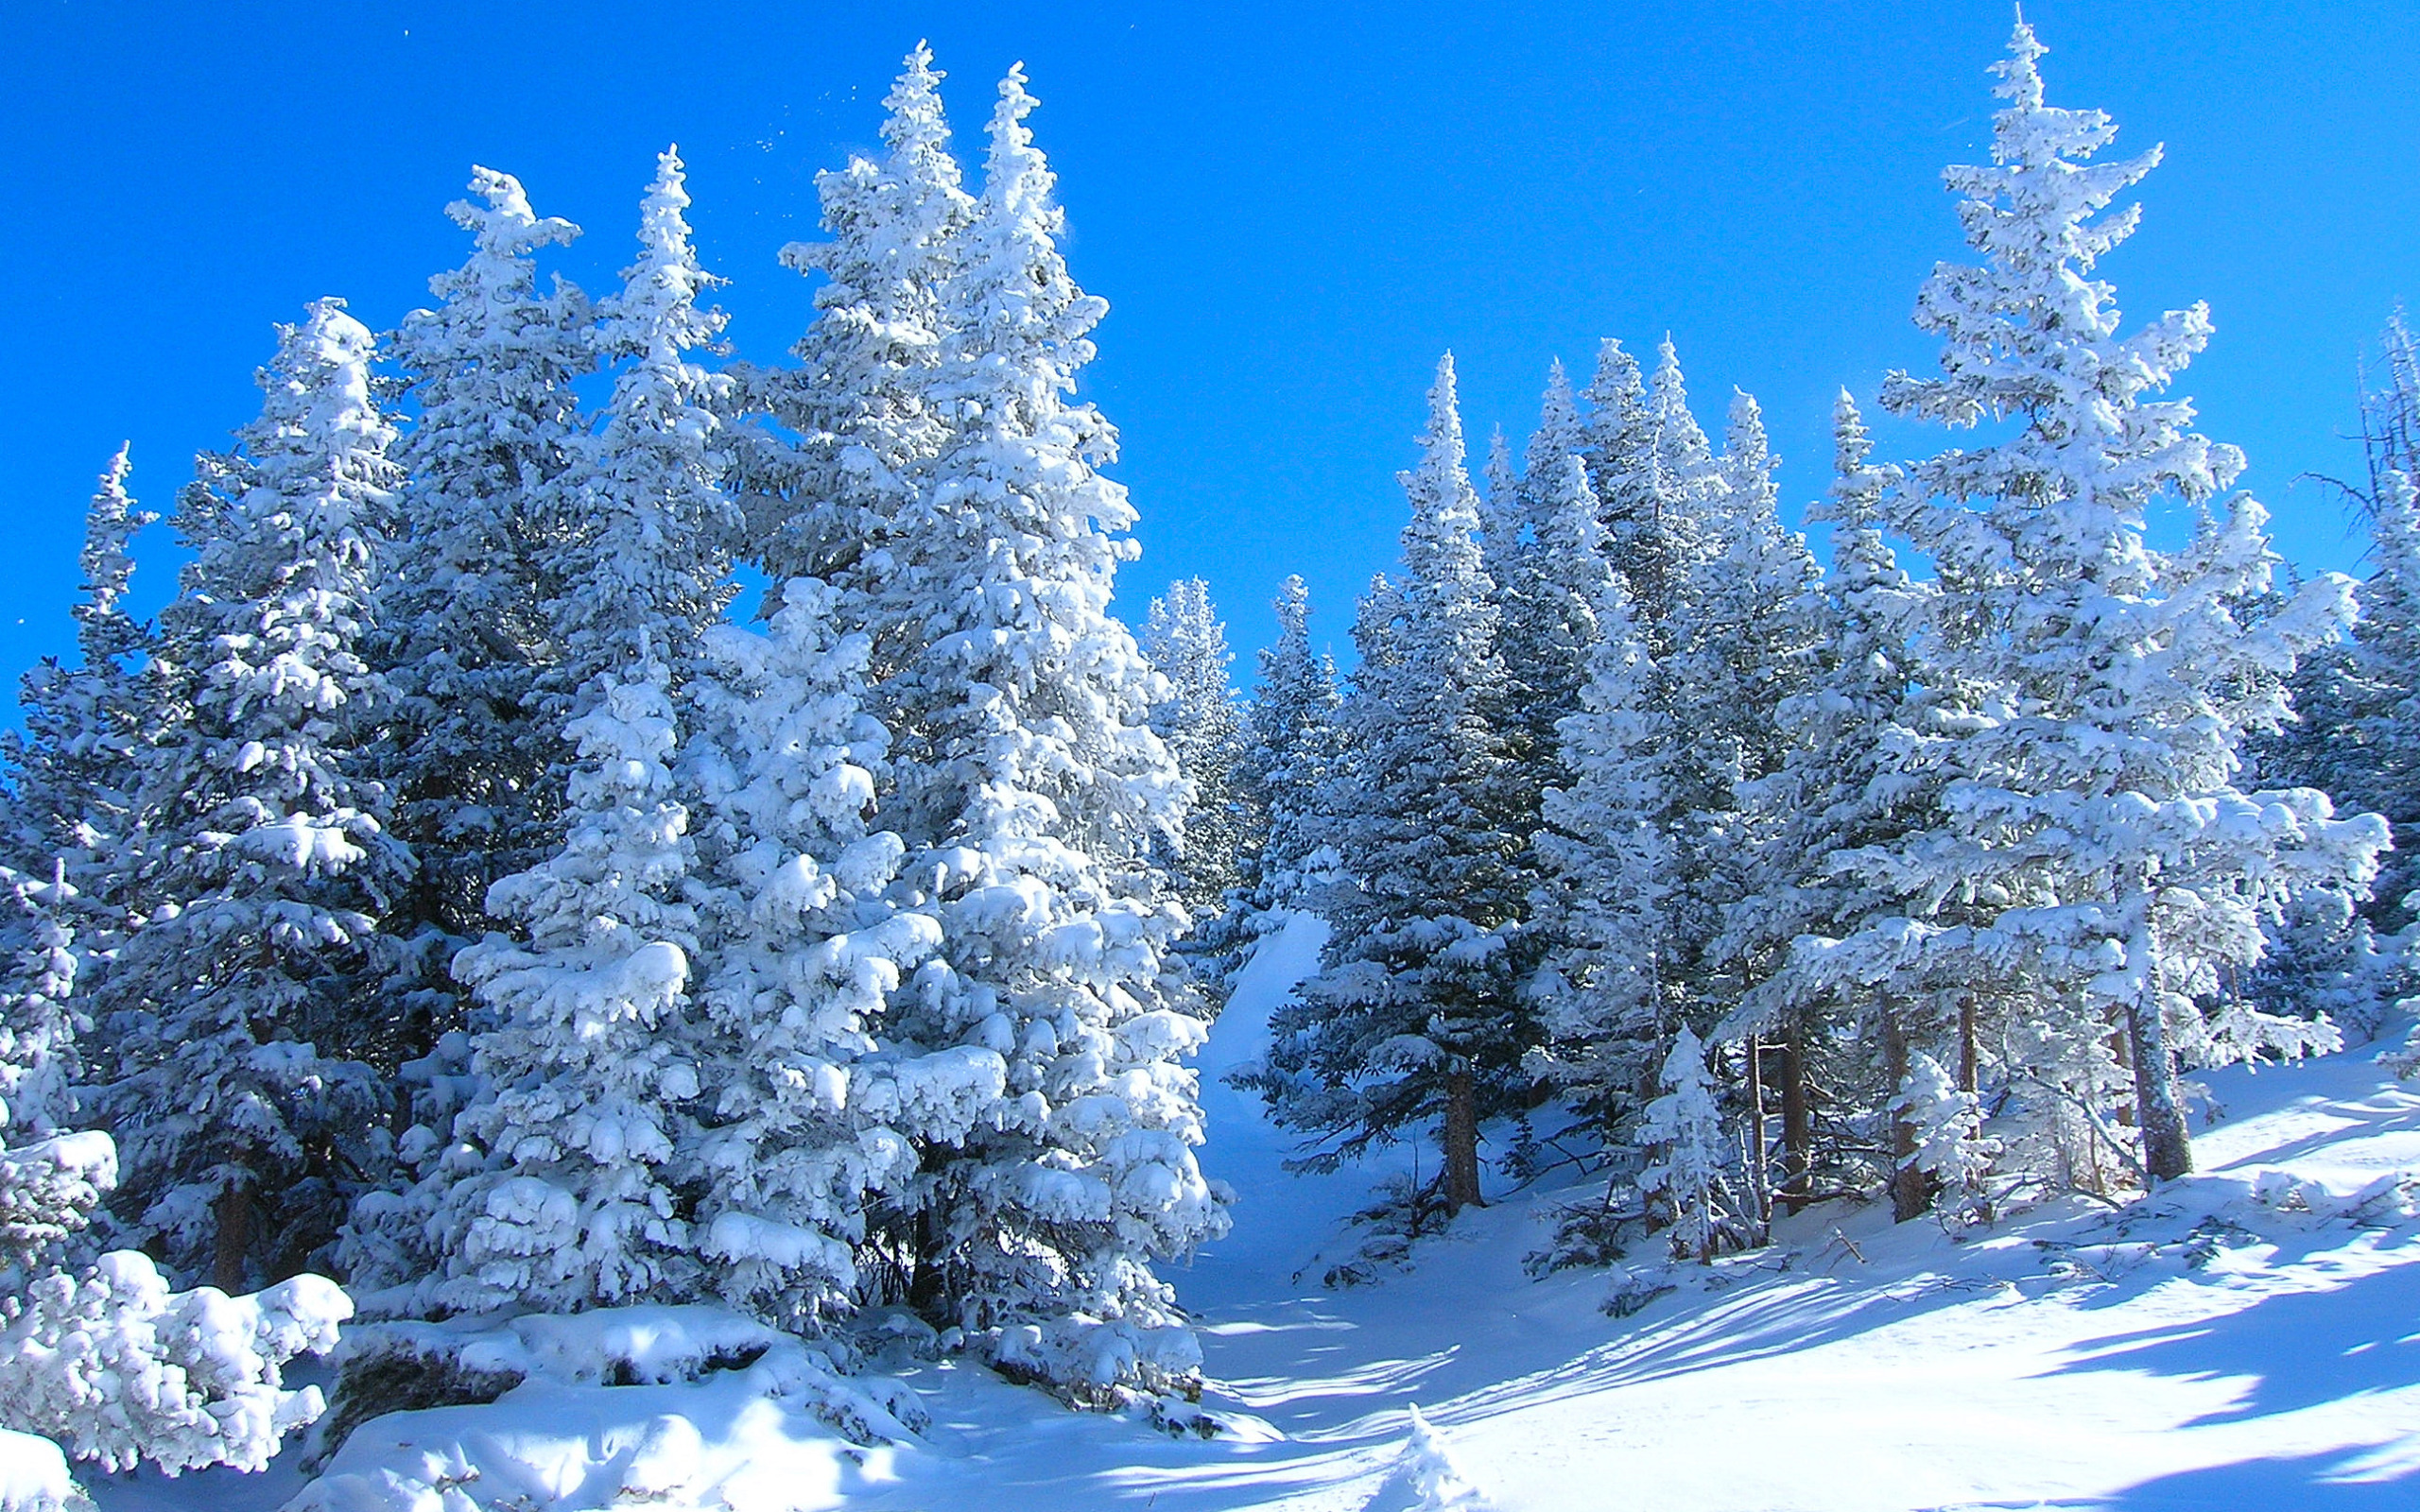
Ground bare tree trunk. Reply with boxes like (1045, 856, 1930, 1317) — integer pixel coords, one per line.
(1881, 1007, 1929, 1223)
(1779, 1020, 1812, 1214)
(1745, 1035, 1772, 1227)
(212, 1177, 255, 1294)
(2129, 941, 2193, 1182)
(1442, 1064, 1484, 1215)
(1958, 998, 1979, 1096)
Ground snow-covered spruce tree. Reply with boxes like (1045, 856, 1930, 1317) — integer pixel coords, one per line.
(413, 148, 739, 1315)
(1719, 392, 1945, 1216)
(679, 576, 956, 1332)
(1487, 366, 1609, 882)
(1607, 339, 1743, 1033)
(1580, 337, 1675, 627)
(1142, 577, 1253, 939)
(1260, 355, 1522, 1219)
(1527, 552, 1680, 1260)
(422, 664, 701, 1314)
(1221, 575, 1343, 936)
(1669, 390, 1823, 1022)
(1, 449, 153, 1209)
(2, 448, 158, 943)
(552, 148, 740, 701)
(745, 42, 976, 593)
(2256, 463, 2420, 1035)
(90, 301, 405, 1292)
(1634, 1027, 1746, 1263)
(1, 872, 353, 1492)
(1843, 21, 2385, 1184)
(372, 166, 592, 1054)
(859, 68, 1220, 1398)
(0, 865, 95, 1273)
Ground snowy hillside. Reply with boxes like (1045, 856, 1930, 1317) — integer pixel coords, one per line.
(74, 912, 2420, 1511)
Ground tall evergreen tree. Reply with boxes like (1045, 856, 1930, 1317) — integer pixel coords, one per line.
(411, 148, 741, 1313)
(681, 576, 951, 1332)
(375, 166, 592, 1046)
(3, 450, 158, 964)
(1529, 562, 1677, 1236)
(1671, 391, 1823, 1017)
(1835, 21, 2384, 1185)
(1720, 392, 1947, 1216)
(1258, 356, 1521, 1217)
(1141, 578, 1251, 934)
(869, 67, 1221, 1395)
(1224, 576, 1342, 933)
(748, 43, 976, 596)
(95, 301, 406, 1290)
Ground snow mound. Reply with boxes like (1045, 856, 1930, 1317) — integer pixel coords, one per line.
(293, 1306, 922, 1512)
(0, 1431, 70, 1512)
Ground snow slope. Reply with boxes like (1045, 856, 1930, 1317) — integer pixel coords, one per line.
(84, 911, 2420, 1510)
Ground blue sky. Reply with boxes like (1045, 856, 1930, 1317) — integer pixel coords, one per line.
(4, 2, 2416, 683)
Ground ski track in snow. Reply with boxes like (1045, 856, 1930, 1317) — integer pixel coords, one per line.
(87, 911, 2420, 1511)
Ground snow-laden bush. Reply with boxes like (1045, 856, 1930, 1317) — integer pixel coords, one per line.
(0, 1247, 349, 1478)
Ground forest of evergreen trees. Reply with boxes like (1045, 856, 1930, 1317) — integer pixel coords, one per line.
(2, 18, 2416, 1488)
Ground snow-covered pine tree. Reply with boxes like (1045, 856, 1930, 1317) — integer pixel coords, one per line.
(93, 301, 405, 1290)
(1527, 549, 1678, 1256)
(747, 42, 975, 595)
(1719, 392, 1946, 1215)
(2, 448, 157, 945)
(1849, 20, 2386, 1184)
(412, 148, 740, 1314)
(1222, 576, 1342, 935)
(374, 166, 592, 1057)
(1601, 340, 1744, 1039)
(1141, 577, 1252, 936)
(422, 663, 702, 1315)
(679, 576, 956, 1332)
(1580, 336, 1689, 644)
(0, 862, 98, 1281)
(1634, 1027, 1742, 1263)
(867, 67, 1221, 1396)
(1489, 367, 1608, 863)
(552, 148, 740, 702)
(1263, 355, 1521, 1219)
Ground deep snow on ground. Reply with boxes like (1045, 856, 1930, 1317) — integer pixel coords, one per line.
(84, 912, 2420, 1510)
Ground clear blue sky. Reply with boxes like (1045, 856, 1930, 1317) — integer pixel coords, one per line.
(4, 2, 2416, 685)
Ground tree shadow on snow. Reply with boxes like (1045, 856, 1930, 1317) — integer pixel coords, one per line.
(2043, 1248, 2420, 1428)
(2106, 1446, 2419, 1510)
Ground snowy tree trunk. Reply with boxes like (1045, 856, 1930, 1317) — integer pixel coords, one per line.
(1442, 1064, 1484, 1214)
(1745, 1036, 1771, 1224)
(1882, 1008, 1929, 1223)
(211, 1180, 255, 1295)
(1778, 1021, 1811, 1214)
(2127, 912, 2193, 1181)
(1958, 999, 1979, 1096)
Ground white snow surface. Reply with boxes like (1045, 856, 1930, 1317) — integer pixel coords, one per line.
(83, 910, 2420, 1510)
(0, 1432, 69, 1512)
